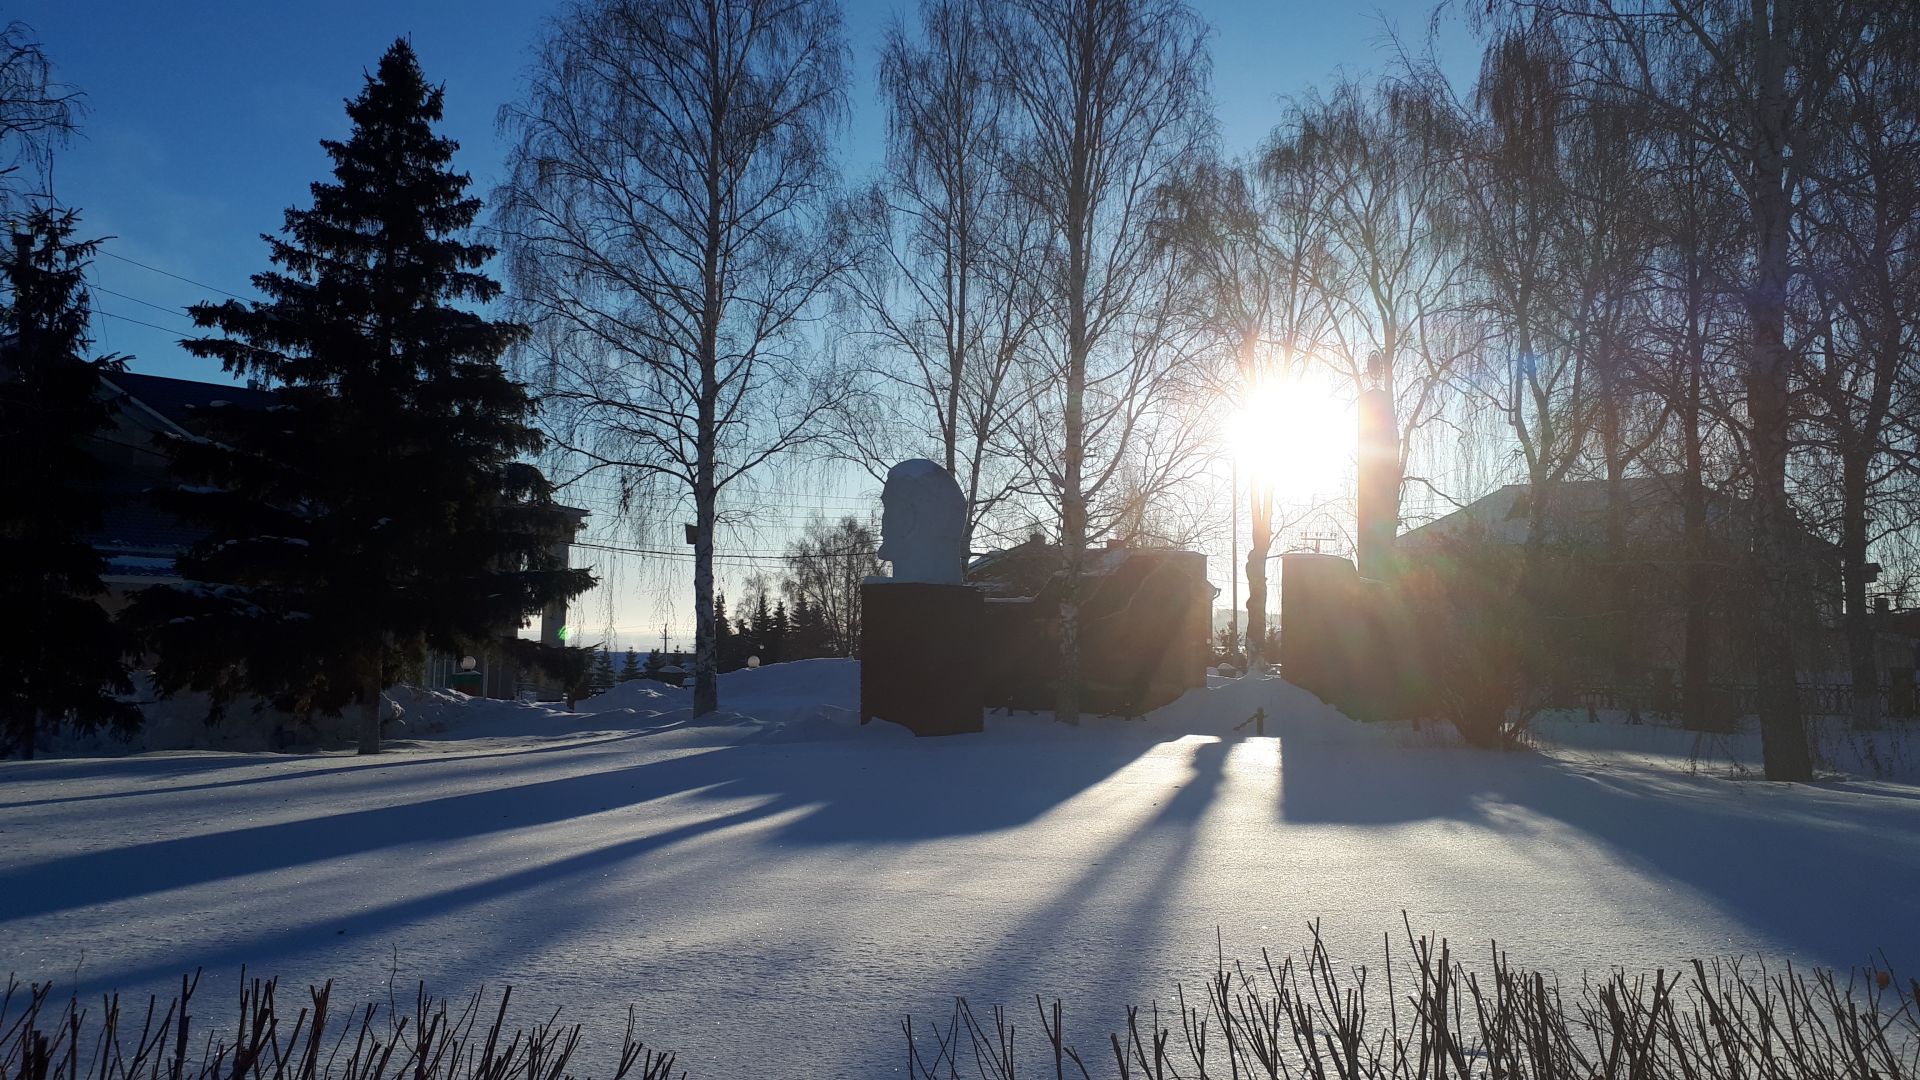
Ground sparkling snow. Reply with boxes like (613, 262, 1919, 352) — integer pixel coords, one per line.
(3, 660, 1917, 1078)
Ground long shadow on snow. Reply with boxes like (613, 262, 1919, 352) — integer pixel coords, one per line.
(879, 738, 1230, 1068)
(347, 730, 1177, 1009)
(58, 800, 778, 996)
(1, 730, 1155, 922)
(1277, 735, 1920, 966)
(754, 731, 1156, 845)
(0, 730, 658, 811)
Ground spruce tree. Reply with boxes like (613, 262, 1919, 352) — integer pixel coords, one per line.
(131, 40, 591, 751)
(733, 615, 757, 671)
(712, 592, 735, 672)
(744, 589, 775, 666)
(590, 648, 615, 692)
(767, 600, 790, 665)
(787, 594, 830, 660)
(619, 647, 641, 682)
(0, 209, 139, 757)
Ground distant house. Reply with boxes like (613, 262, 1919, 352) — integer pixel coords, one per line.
(78, 370, 588, 699)
(1396, 477, 1845, 685)
(89, 372, 277, 609)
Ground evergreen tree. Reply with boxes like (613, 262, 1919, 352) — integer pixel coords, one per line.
(619, 646, 642, 682)
(767, 600, 790, 665)
(130, 41, 592, 752)
(732, 614, 757, 671)
(644, 648, 664, 678)
(591, 647, 615, 692)
(712, 592, 735, 672)
(787, 594, 830, 660)
(0, 209, 139, 757)
(747, 590, 776, 665)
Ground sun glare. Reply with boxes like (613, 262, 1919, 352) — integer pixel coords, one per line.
(1228, 369, 1358, 501)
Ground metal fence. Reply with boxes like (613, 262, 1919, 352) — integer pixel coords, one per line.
(1567, 681, 1903, 719)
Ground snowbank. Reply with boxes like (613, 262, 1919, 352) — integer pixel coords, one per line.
(41, 659, 1920, 790)
(411, 662, 1367, 747)
(1531, 707, 1920, 782)
(41, 674, 364, 756)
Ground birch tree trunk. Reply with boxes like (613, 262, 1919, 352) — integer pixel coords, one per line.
(1746, 3, 1814, 780)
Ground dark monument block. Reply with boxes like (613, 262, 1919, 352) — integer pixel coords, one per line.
(860, 581, 985, 736)
(969, 547, 1210, 716)
(1279, 551, 1424, 722)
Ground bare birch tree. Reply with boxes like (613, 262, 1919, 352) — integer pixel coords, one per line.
(497, 0, 849, 716)
(989, 0, 1213, 725)
(0, 21, 79, 208)
(839, 0, 1042, 551)
(1639, 118, 1747, 729)
(1793, 3, 1920, 728)
(1489, 0, 1873, 778)
(1156, 156, 1336, 665)
(1267, 73, 1479, 570)
(781, 516, 882, 655)
(1460, 26, 1597, 560)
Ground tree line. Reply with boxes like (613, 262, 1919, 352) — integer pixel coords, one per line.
(8, 2, 1920, 780)
(1, 37, 589, 756)
(501, 0, 1920, 780)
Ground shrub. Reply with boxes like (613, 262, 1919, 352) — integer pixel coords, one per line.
(1395, 534, 1569, 748)
(0, 971, 680, 1080)
(904, 920, 1919, 1079)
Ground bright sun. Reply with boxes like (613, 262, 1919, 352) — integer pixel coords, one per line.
(1227, 368, 1358, 501)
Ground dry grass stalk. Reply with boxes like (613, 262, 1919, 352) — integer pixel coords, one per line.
(905, 919, 1920, 1079)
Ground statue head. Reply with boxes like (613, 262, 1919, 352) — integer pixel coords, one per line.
(877, 458, 967, 584)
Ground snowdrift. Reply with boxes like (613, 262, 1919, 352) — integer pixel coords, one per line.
(50, 658, 1391, 757)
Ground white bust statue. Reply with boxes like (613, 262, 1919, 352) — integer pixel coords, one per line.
(876, 458, 967, 584)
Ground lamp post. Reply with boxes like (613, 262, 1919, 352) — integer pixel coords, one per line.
(1230, 456, 1239, 656)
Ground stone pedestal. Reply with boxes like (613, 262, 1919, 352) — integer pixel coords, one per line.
(860, 581, 984, 736)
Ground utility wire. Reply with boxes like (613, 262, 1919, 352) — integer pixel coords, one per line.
(572, 537, 878, 562)
(95, 308, 194, 339)
(93, 285, 197, 326)
(100, 249, 250, 301)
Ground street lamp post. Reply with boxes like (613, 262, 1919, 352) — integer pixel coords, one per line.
(1230, 457, 1239, 656)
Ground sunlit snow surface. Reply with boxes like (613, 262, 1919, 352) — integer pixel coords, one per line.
(3, 661, 1917, 1079)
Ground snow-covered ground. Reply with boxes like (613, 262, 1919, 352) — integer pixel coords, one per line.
(4, 661, 1917, 1078)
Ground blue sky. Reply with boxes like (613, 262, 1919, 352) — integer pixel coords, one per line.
(27, 0, 1476, 383)
(23, 0, 1479, 650)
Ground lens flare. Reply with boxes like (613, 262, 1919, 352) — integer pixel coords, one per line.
(1228, 369, 1357, 501)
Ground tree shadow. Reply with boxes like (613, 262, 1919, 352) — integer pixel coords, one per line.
(60, 799, 782, 995)
(1278, 735, 1506, 825)
(762, 732, 1164, 845)
(1, 728, 1160, 924)
(0, 731, 656, 811)
(1277, 731, 1920, 966)
(1, 754, 284, 784)
(877, 738, 1232, 1067)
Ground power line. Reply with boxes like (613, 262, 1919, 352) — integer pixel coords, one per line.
(571, 537, 878, 562)
(100, 249, 250, 301)
(95, 308, 194, 339)
(90, 307, 280, 365)
(92, 285, 197, 326)
(558, 478, 874, 510)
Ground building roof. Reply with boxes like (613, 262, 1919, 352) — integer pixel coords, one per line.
(103, 371, 276, 433)
(83, 369, 589, 583)
(1398, 477, 1734, 548)
(1397, 477, 1837, 564)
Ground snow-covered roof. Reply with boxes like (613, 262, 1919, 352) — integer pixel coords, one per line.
(1396, 477, 1786, 550)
